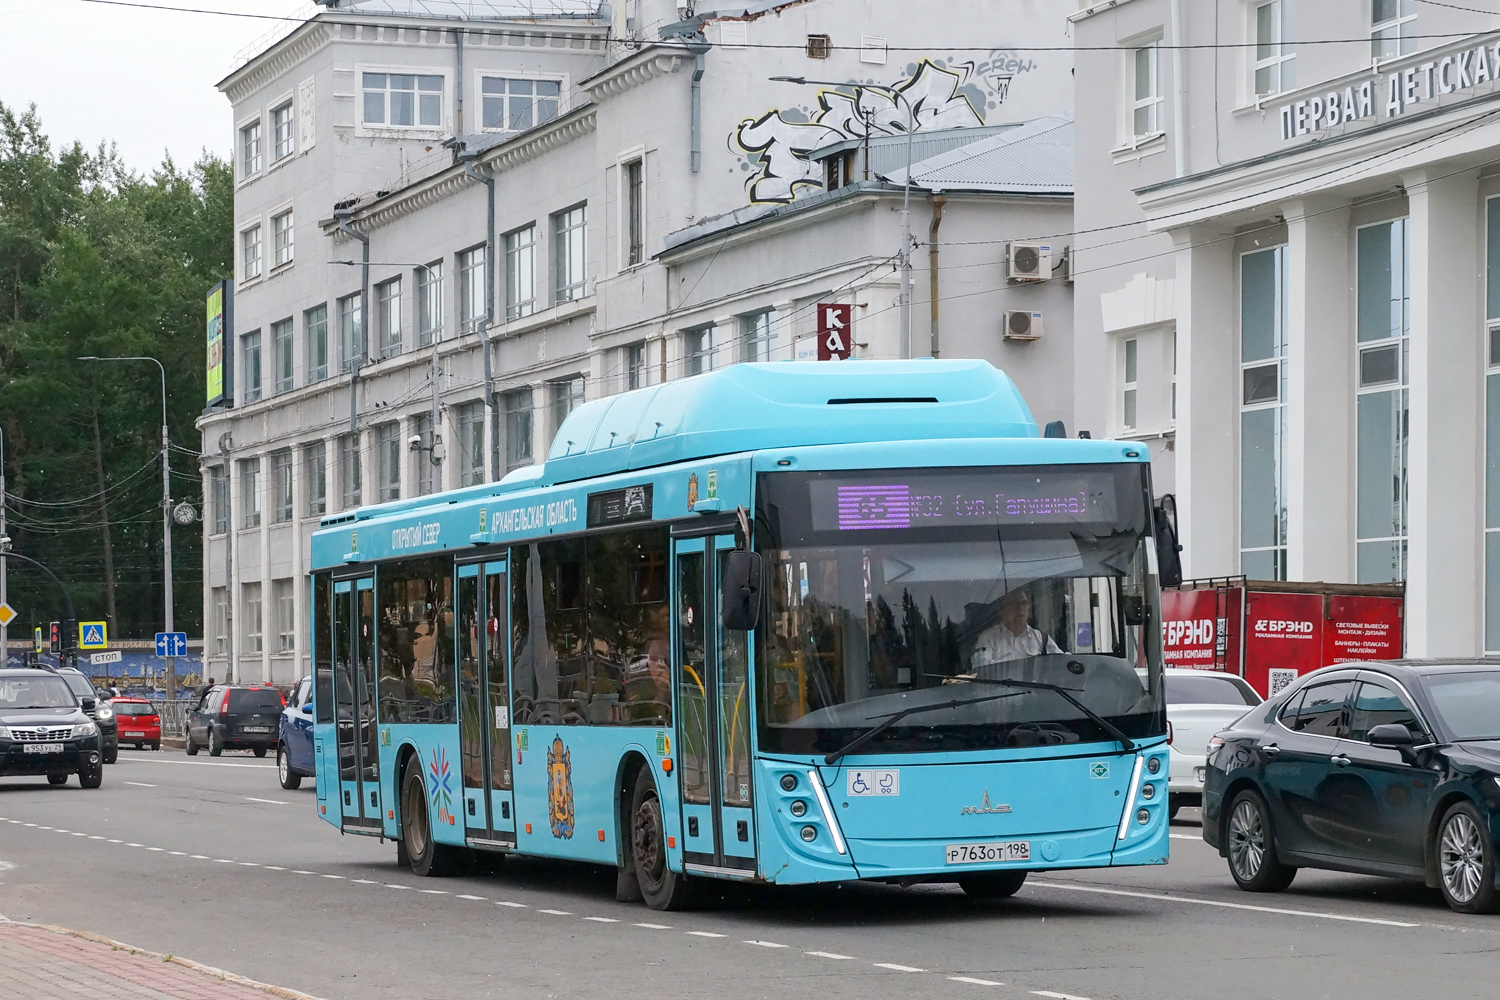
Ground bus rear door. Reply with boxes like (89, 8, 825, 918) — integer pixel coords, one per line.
(458, 560, 515, 849)
(674, 533, 756, 878)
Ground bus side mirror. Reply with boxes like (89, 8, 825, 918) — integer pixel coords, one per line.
(722, 550, 763, 631)
(1153, 496, 1183, 588)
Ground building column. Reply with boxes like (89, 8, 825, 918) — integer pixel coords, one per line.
(1405, 168, 1482, 656)
(225, 455, 239, 685)
(1172, 225, 1238, 579)
(290, 443, 305, 684)
(1284, 198, 1354, 582)
(257, 450, 271, 684)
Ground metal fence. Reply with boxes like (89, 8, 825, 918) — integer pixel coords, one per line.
(149, 700, 188, 738)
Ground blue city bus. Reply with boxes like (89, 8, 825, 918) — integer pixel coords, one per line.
(308, 359, 1174, 909)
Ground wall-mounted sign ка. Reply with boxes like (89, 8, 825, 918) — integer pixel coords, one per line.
(1280, 39, 1500, 141)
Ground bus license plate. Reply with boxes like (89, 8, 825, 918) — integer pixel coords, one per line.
(23, 744, 64, 754)
(945, 840, 1031, 865)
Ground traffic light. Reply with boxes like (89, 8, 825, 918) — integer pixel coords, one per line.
(48, 621, 60, 654)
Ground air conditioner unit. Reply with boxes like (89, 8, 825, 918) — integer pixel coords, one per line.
(1003, 310, 1044, 341)
(1007, 241, 1051, 282)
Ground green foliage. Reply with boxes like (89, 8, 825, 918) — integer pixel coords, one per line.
(0, 102, 230, 639)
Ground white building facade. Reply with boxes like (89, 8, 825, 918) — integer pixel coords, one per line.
(1072, 0, 1500, 657)
(199, 0, 1078, 684)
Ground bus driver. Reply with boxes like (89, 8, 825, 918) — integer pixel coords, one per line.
(970, 587, 1061, 668)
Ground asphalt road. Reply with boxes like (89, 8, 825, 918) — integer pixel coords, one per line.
(2, 752, 1498, 1000)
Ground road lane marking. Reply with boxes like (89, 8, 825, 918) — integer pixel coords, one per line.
(875, 963, 926, 972)
(495, 901, 527, 908)
(115, 758, 275, 769)
(1169, 834, 1201, 841)
(123, 781, 157, 788)
(237, 862, 259, 866)
(744, 940, 787, 948)
(583, 917, 619, 923)
(190, 855, 209, 859)
(1026, 880, 1422, 927)
(686, 931, 726, 938)
(88, 836, 104, 840)
(634, 922, 670, 929)
(146, 847, 164, 851)
(950, 977, 1004, 986)
(538, 908, 571, 915)
(384, 884, 411, 889)
(806, 951, 854, 960)
(244, 797, 288, 805)
(168, 852, 185, 856)
(1033, 992, 1092, 1000)
(418, 889, 447, 894)
(457, 894, 486, 900)
(292, 870, 316, 875)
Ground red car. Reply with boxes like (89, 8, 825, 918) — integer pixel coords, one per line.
(111, 697, 162, 751)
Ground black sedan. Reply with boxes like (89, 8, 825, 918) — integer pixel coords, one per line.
(1203, 659, 1500, 913)
(0, 668, 105, 787)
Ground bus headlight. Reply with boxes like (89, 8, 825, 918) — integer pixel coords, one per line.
(800, 825, 817, 842)
(1136, 808, 1150, 825)
(789, 800, 807, 817)
(1140, 783, 1156, 800)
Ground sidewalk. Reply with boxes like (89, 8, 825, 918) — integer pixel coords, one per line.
(0, 920, 324, 1000)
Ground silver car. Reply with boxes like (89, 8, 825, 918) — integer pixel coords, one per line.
(1165, 668, 1261, 818)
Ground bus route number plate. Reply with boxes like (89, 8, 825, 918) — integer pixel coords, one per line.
(945, 840, 1031, 865)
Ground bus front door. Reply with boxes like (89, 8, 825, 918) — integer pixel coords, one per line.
(674, 534, 757, 878)
(459, 561, 515, 849)
(333, 575, 381, 831)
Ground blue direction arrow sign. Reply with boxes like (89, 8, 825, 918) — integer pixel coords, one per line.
(154, 632, 188, 657)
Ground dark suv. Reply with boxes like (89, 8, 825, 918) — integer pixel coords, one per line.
(55, 667, 117, 764)
(0, 668, 105, 787)
(185, 685, 285, 757)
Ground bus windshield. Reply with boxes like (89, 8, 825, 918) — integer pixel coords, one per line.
(755, 464, 1164, 756)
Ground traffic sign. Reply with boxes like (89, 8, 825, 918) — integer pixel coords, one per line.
(78, 621, 108, 650)
(155, 631, 188, 657)
(89, 650, 122, 666)
(33, 626, 42, 654)
(0, 602, 15, 627)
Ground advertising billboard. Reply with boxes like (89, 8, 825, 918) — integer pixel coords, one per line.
(206, 280, 233, 408)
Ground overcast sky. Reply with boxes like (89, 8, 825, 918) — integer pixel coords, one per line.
(0, 0, 308, 172)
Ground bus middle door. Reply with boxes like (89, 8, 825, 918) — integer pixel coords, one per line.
(459, 560, 515, 849)
(334, 575, 381, 831)
(674, 533, 756, 878)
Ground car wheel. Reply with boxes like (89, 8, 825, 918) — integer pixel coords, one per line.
(208, 728, 223, 757)
(253, 747, 268, 758)
(47, 773, 68, 786)
(1226, 789, 1296, 893)
(631, 768, 695, 911)
(151, 742, 160, 751)
(1169, 795, 1182, 820)
(401, 762, 454, 877)
(78, 765, 103, 789)
(278, 745, 302, 790)
(185, 731, 199, 755)
(959, 869, 1029, 899)
(1436, 801, 1500, 914)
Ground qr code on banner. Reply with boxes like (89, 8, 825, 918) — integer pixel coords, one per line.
(1268, 669, 1298, 697)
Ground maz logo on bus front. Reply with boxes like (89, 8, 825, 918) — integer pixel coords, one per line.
(391, 521, 441, 550)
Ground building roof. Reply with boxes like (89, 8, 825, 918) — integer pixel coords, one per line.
(322, 0, 602, 17)
(807, 124, 1024, 177)
(884, 113, 1074, 194)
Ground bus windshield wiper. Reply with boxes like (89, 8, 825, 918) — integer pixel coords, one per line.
(823, 691, 1023, 765)
(963, 676, 1136, 752)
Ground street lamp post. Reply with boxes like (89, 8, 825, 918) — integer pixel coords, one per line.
(79, 356, 176, 697)
(771, 76, 918, 359)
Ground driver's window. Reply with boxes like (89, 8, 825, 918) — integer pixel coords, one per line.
(1349, 680, 1421, 742)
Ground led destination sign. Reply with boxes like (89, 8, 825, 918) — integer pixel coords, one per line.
(809, 473, 1118, 532)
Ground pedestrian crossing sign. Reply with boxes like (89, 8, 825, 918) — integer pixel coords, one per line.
(79, 621, 108, 650)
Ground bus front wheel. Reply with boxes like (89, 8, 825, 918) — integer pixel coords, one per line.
(631, 769, 694, 911)
(402, 762, 455, 877)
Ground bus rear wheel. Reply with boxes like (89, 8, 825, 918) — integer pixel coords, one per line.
(959, 869, 1029, 899)
(401, 761, 456, 877)
(631, 769, 694, 911)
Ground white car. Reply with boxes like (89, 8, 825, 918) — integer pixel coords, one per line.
(1164, 668, 1261, 818)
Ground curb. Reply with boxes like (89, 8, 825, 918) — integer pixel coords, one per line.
(7, 919, 327, 1000)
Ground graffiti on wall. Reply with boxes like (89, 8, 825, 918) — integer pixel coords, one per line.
(730, 54, 1037, 205)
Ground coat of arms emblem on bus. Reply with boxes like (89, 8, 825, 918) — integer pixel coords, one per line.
(687, 473, 699, 512)
(428, 747, 455, 826)
(546, 736, 575, 839)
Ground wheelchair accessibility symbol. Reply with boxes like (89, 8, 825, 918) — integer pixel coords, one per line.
(846, 768, 900, 797)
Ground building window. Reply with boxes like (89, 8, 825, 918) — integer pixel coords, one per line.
(273, 578, 295, 654)
(338, 292, 363, 370)
(549, 378, 585, 450)
(504, 389, 533, 472)
(271, 449, 293, 523)
(741, 309, 777, 363)
(305, 441, 327, 517)
(480, 76, 560, 132)
(806, 33, 832, 59)
(417, 262, 442, 346)
(1355, 218, 1410, 584)
(1121, 337, 1138, 431)
(243, 582, 263, 655)
(362, 72, 443, 128)
(458, 401, 485, 487)
(459, 245, 487, 332)
(241, 120, 261, 177)
(1253, 1, 1295, 97)
(1240, 246, 1289, 581)
(1372, 0, 1417, 60)
(624, 158, 644, 267)
(377, 277, 402, 358)
(414, 413, 437, 497)
(1131, 41, 1163, 140)
(684, 326, 714, 376)
(272, 102, 295, 161)
(209, 466, 229, 535)
(339, 433, 362, 510)
(305, 303, 328, 383)
(272, 210, 294, 268)
(241, 225, 262, 282)
(626, 341, 646, 391)
(272, 318, 294, 394)
(241, 329, 262, 403)
(553, 204, 587, 303)
(211, 587, 228, 657)
(240, 457, 261, 528)
(375, 423, 401, 502)
(504, 225, 535, 320)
